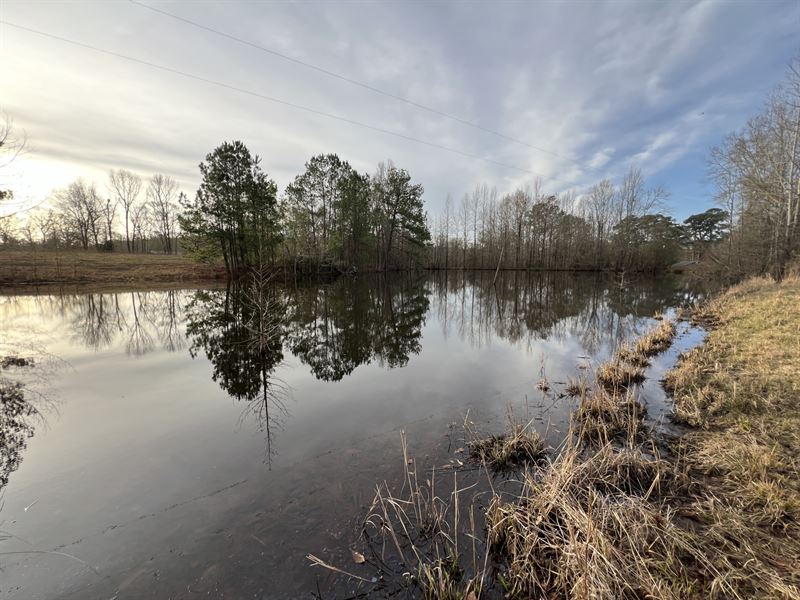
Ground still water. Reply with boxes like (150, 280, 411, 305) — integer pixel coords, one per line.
(0, 272, 705, 599)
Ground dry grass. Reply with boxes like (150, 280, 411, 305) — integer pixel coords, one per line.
(564, 378, 588, 397)
(468, 420, 547, 472)
(486, 438, 799, 599)
(356, 433, 487, 598)
(615, 343, 651, 367)
(666, 277, 800, 427)
(613, 319, 677, 370)
(634, 319, 677, 357)
(0, 250, 225, 285)
(595, 360, 646, 391)
(573, 389, 648, 446)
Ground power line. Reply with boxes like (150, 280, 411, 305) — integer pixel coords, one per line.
(1, 19, 542, 176)
(128, 0, 574, 163)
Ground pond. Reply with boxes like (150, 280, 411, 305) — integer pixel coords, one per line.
(0, 272, 706, 599)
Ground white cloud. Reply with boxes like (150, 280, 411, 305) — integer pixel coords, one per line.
(1, 0, 797, 215)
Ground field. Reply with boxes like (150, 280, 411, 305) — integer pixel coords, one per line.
(0, 250, 225, 287)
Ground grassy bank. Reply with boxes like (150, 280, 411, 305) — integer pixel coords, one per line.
(666, 276, 800, 549)
(314, 277, 800, 598)
(0, 250, 225, 286)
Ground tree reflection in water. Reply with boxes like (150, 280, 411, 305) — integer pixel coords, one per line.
(0, 379, 37, 488)
(432, 270, 701, 355)
(283, 273, 429, 381)
(185, 273, 288, 465)
(0, 354, 57, 493)
(0, 273, 707, 471)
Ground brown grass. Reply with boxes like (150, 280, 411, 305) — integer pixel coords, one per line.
(468, 419, 547, 472)
(564, 378, 588, 397)
(634, 319, 677, 357)
(615, 343, 651, 367)
(486, 438, 798, 599)
(0, 250, 225, 286)
(608, 319, 678, 378)
(596, 360, 646, 391)
(574, 389, 648, 445)
(666, 277, 800, 427)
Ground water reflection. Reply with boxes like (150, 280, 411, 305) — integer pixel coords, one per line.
(0, 379, 37, 487)
(0, 272, 705, 480)
(185, 275, 288, 463)
(284, 273, 429, 380)
(434, 271, 697, 353)
(0, 273, 712, 598)
(3, 273, 701, 371)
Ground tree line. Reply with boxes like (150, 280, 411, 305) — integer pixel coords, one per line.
(429, 167, 728, 274)
(0, 148, 729, 276)
(5, 45, 799, 280)
(180, 142, 430, 275)
(708, 53, 800, 279)
(0, 136, 734, 276)
(0, 170, 182, 254)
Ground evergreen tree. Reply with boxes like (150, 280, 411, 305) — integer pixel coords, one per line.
(180, 141, 280, 273)
(372, 161, 430, 270)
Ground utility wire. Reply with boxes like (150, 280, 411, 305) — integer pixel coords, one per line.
(1, 19, 541, 176)
(128, 0, 574, 163)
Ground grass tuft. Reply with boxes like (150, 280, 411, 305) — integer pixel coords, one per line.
(564, 378, 587, 397)
(574, 389, 647, 445)
(615, 343, 651, 367)
(596, 360, 646, 391)
(634, 319, 677, 357)
(468, 420, 547, 472)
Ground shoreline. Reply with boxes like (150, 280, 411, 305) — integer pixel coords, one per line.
(0, 250, 691, 288)
(315, 276, 800, 598)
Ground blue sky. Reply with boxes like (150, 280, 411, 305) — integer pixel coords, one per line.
(2, 0, 798, 220)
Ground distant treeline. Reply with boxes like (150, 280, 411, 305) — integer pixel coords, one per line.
(3, 56, 798, 278)
(0, 149, 726, 277)
(428, 169, 727, 274)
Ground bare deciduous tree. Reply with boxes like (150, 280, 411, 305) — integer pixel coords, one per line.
(55, 179, 104, 250)
(147, 173, 179, 254)
(0, 113, 27, 217)
(108, 169, 142, 253)
(709, 53, 800, 277)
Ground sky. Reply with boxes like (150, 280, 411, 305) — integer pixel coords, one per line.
(1, 0, 798, 221)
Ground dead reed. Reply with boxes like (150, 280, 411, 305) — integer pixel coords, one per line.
(573, 388, 647, 446)
(467, 417, 547, 472)
(634, 319, 677, 357)
(357, 433, 488, 598)
(614, 343, 651, 367)
(563, 378, 587, 397)
(485, 436, 798, 599)
(595, 360, 646, 391)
